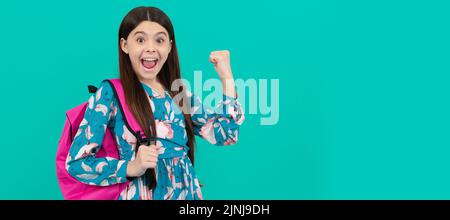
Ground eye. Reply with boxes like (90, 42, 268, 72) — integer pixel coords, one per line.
(156, 38, 165, 44)
(136, 37, 145, 44)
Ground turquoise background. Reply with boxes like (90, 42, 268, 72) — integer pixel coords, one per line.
(0, 0, 449, 199)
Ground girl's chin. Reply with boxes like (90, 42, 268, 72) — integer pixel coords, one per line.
(137, 69, 159, 80)
(132, 64, 160, 80)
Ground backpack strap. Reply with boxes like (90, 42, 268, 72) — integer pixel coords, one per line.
(104, 79, 148, 143)
(104, 79, 157, 189)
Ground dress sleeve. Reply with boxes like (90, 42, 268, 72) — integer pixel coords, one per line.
(189, 93, 245, 145)
(65, 81, 129, 186)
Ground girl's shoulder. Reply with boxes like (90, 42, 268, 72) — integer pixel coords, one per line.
(91, 80, 118, 106)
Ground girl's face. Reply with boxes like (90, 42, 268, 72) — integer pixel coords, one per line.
(120, 21, 172, 83)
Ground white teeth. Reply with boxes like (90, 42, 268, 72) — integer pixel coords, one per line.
(142, 58, 158, 61)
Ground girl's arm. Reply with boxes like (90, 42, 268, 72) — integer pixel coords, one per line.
(190, 92, 245, 145)
(189, 50, 245, 145)
(65, 81, 129, 186)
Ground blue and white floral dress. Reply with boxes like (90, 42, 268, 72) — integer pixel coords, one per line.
(65, 81, 245, 200)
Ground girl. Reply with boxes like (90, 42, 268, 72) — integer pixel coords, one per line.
(65, 6, 245, 200)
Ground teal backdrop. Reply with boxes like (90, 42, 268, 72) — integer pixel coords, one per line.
(0, 0, 449, 199)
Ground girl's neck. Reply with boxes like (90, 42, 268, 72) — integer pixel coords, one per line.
(141, 78, 166, 96)
(142, 78, 160, 87)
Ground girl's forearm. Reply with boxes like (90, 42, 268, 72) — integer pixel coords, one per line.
(221, 78, 236, 98)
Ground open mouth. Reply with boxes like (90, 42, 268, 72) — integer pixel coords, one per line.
(141, 58, 159, 70)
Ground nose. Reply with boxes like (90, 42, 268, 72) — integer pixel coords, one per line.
(145, 42, 156, 53)
(146, 47, 156, 53)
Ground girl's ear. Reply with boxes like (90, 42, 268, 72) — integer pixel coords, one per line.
(169, 40, 173, 53)
(120, 38, 129, 54)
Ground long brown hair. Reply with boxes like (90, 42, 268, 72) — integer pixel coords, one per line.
(118, 7, 196, 163)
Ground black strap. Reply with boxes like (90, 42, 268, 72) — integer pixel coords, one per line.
(135, 131, 157, 190)
(88, 85, 98, 94)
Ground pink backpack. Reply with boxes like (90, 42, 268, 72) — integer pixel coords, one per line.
(56, 79, 151, 200)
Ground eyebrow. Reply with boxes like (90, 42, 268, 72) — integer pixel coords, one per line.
(133, 31, 168, 37)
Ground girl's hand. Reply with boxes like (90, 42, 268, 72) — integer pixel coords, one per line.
(210, 50, 237, 97)
(209, 50, 234, 80)
(126, 144, 160, 177)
